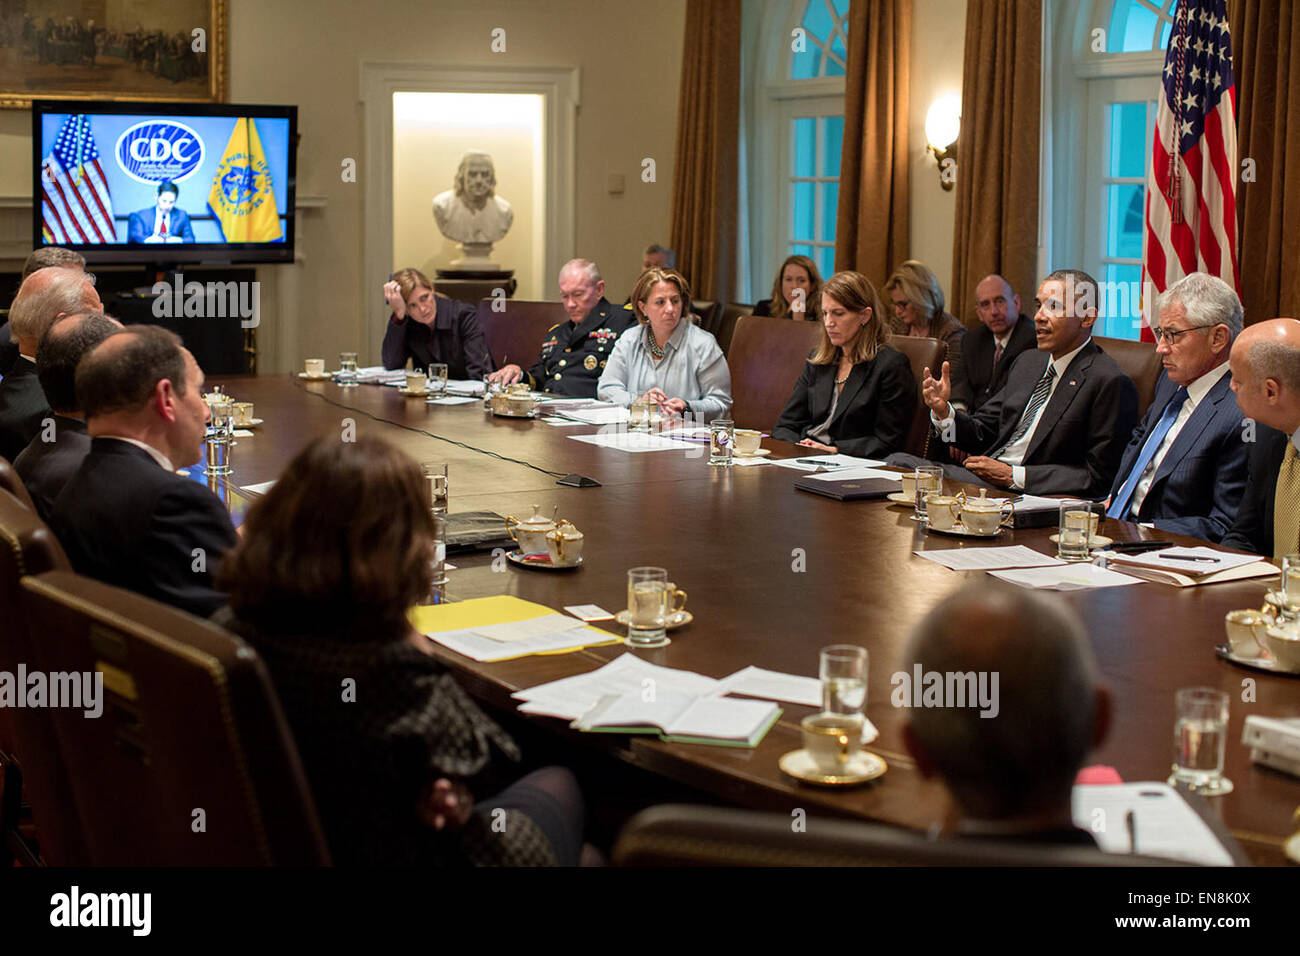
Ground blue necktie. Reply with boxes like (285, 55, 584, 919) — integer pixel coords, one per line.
(1107, 386, 1189, 519)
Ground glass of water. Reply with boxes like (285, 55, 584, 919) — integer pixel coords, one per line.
(913, 465, 942, 521)
(421, 462, 448, 516)
(626, 566, 677, 648)
(420, 514, 449, 605)
(1279, 554, 1300, 623)
(820, 644, 868, 736)
(1168, 687, 1232, 796)
(425, 363, 448, 403)
(338, 351, 359, 387)
(1058, 500, 1101, 561)
(708, 418, 734, 466)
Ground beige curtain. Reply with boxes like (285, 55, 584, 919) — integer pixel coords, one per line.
(1230, 0, 1300, 324)
(835, 0, 911, 286)
(949, 0, 1042, 325)
(670, 0, 741, 303)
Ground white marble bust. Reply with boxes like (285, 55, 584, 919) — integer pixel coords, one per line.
(433, 150, 514, 254)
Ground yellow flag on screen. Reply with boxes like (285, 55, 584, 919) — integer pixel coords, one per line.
(207, 117, 283, 242)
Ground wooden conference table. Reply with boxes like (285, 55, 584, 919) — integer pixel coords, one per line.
(207, 374, 1300, 865)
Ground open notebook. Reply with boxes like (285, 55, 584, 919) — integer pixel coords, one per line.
(1105, 546, 1277, 587)
(572, 689, 781, 748)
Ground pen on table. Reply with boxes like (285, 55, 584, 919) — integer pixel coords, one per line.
(795, 458, 841, 466)
(1156, 554, 1220, 563)
(1126, 810, 1137, 853)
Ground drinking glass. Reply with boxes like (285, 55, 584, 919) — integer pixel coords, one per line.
(913, 466, 942, 521)
(628, 399, 654, 431)
(204, 433, 232, 476)
(422, 462, 448, 516)
(708, 418, 734, 466)
(482, 374, 502, 411)
(1058, 500, 1101, 561)
(1168, 687, 1232, 796)
(338, 351, 359, 387)
(425, 363, 448, 402)
(420, 514, 449, 605)
(626, 567, 672, 648)
(820, 645, 868, 738)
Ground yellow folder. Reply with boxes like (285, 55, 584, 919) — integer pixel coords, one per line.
(410, 595, 621, 660)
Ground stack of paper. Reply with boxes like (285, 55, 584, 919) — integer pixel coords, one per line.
(1072, 782, 1236, 865)
(567, 432, 683, 453)
(915, 546, 1064, 572)
(542, 401, 629, 425)
(515, 654, 721, 719)
(990, 563, 1144, 590)
(357, 366, 406, 385)
(1103, 546, 1277, 587)
(415, 596, 620, 662)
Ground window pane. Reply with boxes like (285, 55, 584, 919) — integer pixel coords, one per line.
(1101, 263, 1143, 340)
(820, 182, 838, 242)
(1159, 20, 1171, 49)
(793, 243, 815, 258)
(802, 0, 834, 44)
(826, 31, 847, 76)
(831, 0, 849, 17)
(821, 115, 843, 177)
(817, 245, 835, 283)
(791, 47, 819, 80)
(1109, 0, 1161, 53)
(1106, 183, 1145, 258)
(793, 118, 815, 177)
(793, 182, 815, 240)
(1108, 102, 1148, 178)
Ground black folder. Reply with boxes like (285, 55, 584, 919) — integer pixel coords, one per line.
(793, 475, 899, 501)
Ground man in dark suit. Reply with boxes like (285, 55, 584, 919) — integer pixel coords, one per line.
(13, 311, 121, 519)
(899, 270, 1139, 498)
(0, 266, 102, 461)
(1220, 318, 1300, 561)
(903, 581, 1111, 846)
(1103, 273, 1248, 542)
(949, 274, 1036, 412)
(126, 180, 196, 243)
(488, 259, 636, 397)
(50, 325, 238, 617)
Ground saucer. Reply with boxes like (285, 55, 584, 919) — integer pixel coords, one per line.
(398, 387, 429, 397)
(505, 550, 582, 570)
(236, 418, 265, 428)
(614, 609, 693, 630)
(298, 371, 331, 381)
(778, 748, 887, 787)
(735, 448, 771, 458)
(1215, 642, 1299, 676)
(886, 491, 913, 505)
(1048, 533, 1113, 548)
(927, 522, 1002, 538)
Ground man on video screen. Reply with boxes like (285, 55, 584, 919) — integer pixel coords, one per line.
(127, 180, 195, 243)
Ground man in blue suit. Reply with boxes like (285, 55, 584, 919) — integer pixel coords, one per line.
(1104, 273, 1247, 542)
(126, 180, 195, 243)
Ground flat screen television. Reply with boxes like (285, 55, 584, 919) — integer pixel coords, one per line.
(31, 100, 297, 266)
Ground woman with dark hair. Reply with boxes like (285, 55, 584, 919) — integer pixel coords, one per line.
(215, 434, 592, 866)
(753, 254, 823, 321)
(772, 270, 915, 456)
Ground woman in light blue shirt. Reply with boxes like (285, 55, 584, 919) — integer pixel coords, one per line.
(597, 268, 732, 421)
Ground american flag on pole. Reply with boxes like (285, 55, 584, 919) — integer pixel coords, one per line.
(40, 114, 116, 245)
(1141, 0, 1239, 341)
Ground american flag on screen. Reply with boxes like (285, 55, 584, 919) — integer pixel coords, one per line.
(41, 114, 116, 245)
(1141, 0, 1239, 341)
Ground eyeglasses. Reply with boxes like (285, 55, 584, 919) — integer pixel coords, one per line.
(1152, 324, 1214, 344)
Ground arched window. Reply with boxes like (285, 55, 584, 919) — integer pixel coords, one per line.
(739, 0, 848, 301)
(1045, 0, 1173, 339)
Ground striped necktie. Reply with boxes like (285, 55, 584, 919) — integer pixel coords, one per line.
(996, 364, 1056, 456)
(1274, 441, 1300, 563)
(1106, 386, 1188, 520)
(993, 341, 1004, 368)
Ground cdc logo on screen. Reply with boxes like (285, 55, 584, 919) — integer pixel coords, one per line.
(115, 121, 205, 184)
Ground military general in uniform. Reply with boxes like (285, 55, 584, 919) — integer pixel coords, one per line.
(489, 259, 636, 398)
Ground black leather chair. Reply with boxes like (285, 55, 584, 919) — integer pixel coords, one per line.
(20, 570, 331, 865)
(0, 455, 34, 511)
(1095, 335, 1162, 417)
(476, 299, 568, 373)
(613, 804, 1193, 866)
(715, 303, 751, 356)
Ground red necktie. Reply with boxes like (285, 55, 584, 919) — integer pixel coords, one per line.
(160, 214, 168, 237)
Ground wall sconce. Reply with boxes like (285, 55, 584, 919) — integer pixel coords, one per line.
(925, 94, 961, 192)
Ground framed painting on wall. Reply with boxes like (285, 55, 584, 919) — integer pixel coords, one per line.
(0, 0, 227, 108)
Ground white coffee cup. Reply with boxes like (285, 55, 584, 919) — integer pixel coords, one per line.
(304, 358, 325, 376)
(801, 713, 862, 774)
(925, 493, 963, 531)
(1224, 610, 1268, 657)
(405, 371, 427, 393)
(734, 429, 762, 457)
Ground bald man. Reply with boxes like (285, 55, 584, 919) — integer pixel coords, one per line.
(902, 581, 1111, 845)
(0, 267, 101, 461)
(949, 274, 1036, 412)
(1219, 318, 1300, 561)
(50, 325, 238, 617)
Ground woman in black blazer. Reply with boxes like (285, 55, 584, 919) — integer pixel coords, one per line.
(772, 270, 916, 458)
